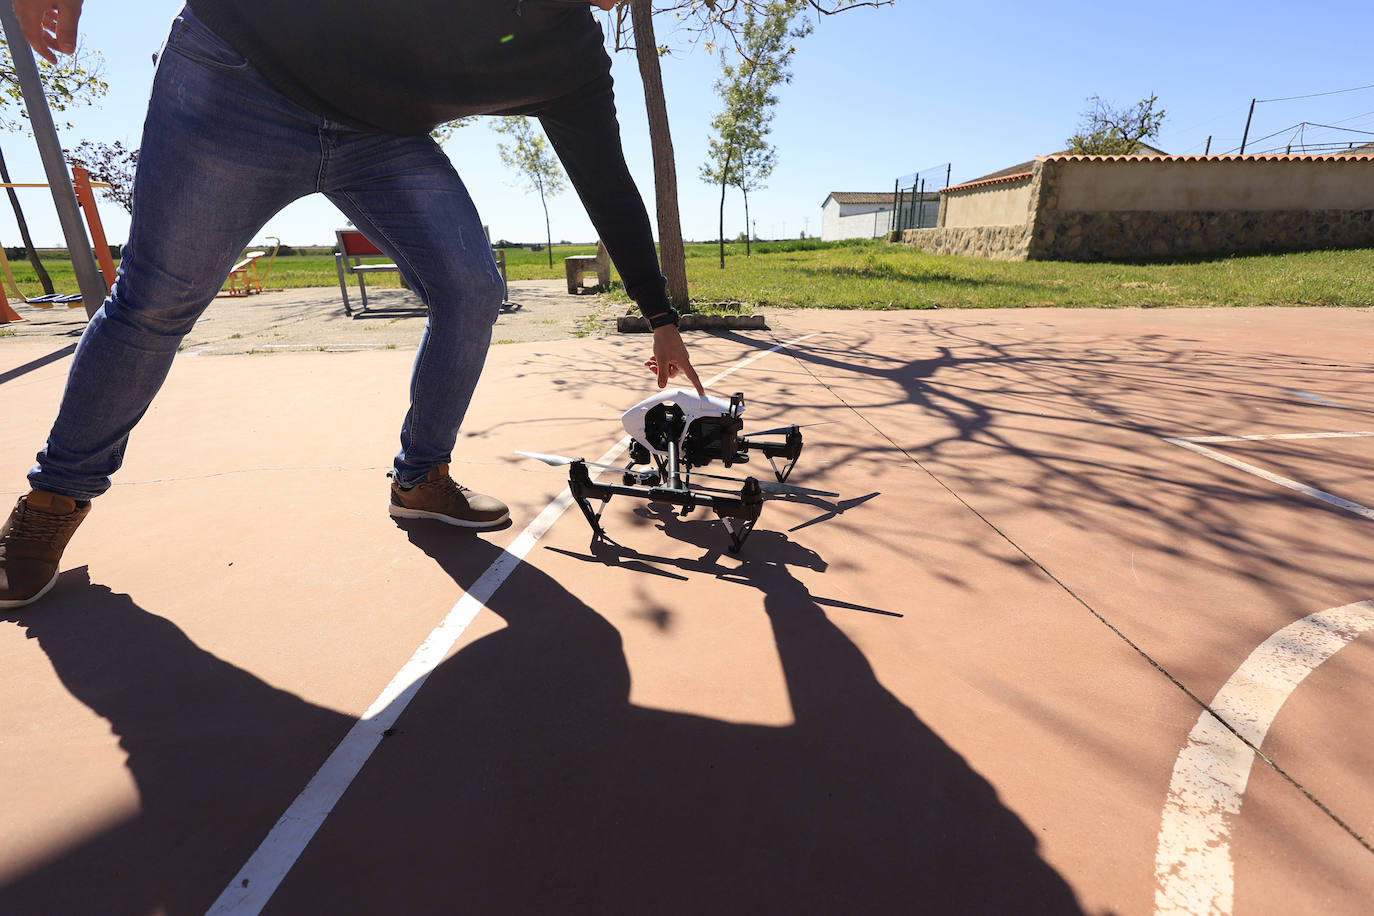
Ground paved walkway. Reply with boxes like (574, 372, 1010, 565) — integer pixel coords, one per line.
(1, 303, 1371, 914)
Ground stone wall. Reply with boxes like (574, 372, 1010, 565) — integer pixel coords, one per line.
(1027, 157, 1374, 259)
(1054, 156, 1374, 212)
(1029, 208, 1374, 260)
(888, 225, 1030, 259)
(891, 155, 1374, 261)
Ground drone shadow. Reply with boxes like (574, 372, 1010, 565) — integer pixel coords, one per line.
(3, 521, 1091, 914)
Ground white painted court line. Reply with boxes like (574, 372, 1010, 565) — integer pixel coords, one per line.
(1163, 437, 1374, 521)
(1153, 600, 1374, 916)
(1173, 431, 1374, 444)
(207, 333, 818, 914)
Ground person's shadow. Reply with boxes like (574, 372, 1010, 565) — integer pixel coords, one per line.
(3, 524, 1090, 915)
(1, 569, 356, 915)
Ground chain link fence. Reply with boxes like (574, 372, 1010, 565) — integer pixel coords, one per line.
(889, 163, 952, 233)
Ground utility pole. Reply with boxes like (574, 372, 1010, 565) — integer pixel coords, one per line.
(0, 4, 108, 317)
(1239, 98, 1256, 155)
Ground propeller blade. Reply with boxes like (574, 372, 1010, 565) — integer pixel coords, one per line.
(688, 469, 838, 498)
(746, 421, 835, 438)
(516, 451, 657, 481)
(516, 450, 579, 467)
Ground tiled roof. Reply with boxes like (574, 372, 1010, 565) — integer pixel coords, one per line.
(824, 191, 939, 206)
(943, 151, 1374, 196)
(1041, 153, 1374, 163)
(943, 171, 1034, 195)
(826, 192, 893, 205)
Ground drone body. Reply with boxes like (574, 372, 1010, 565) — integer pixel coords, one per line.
(519, 390, 826, 553)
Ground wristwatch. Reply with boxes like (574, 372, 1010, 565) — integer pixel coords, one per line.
(647, 307, 680, 329)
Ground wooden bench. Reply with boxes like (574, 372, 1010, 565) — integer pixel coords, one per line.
(334, 228, 510, 317)
(564, 241, 609, 294)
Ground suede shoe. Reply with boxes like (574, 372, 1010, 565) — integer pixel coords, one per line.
(389, 465, 509, 529)
(1, 490, 91, 609)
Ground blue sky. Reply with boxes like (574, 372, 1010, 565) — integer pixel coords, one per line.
(3, 0, 1374, 248)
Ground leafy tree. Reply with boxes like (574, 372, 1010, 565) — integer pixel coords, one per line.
(607, 0, 889, 309)
(431, 117, 475, 146)
(735, 141, 775, 257)
(1066, 94, 1166, 155)
(494, 116, 567, 268)
(0, 37, 107, 294)
(64, 139, 136, 214)
(700, 0, 808, 267)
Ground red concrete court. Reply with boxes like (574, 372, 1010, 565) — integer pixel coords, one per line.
(1, 305, 1371, 915)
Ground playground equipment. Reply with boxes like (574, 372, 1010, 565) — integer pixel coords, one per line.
(0, 3, 115, 319)
(219, 236, 281, 297)
(0, 166, 115, 322)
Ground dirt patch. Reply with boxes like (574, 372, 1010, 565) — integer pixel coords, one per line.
(0, 279, 619, 355)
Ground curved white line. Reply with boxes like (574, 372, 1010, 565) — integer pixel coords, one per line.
(1153, 600, 1374, 915)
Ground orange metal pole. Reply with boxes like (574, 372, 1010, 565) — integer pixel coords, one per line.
(72, 165, 117, 290)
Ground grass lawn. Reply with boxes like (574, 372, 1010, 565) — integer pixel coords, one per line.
(4, 240, 1371, 311)
(666, 239, 1374, 311)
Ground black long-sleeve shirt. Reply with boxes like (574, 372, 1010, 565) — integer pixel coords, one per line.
(186, 0, 672, 320)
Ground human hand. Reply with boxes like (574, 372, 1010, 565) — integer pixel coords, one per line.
(644, 325, 704, 397)
(11, 0, 82, 64)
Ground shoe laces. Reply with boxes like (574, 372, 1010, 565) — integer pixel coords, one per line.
(429, 474, 471, 500)
(5, 500, 81, 546)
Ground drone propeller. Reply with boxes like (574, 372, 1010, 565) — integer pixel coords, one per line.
(516, 451, 658, 481)
(746, 420, 835, 438)
(516, 450, 585, 468)
(688, 470, 838, 498)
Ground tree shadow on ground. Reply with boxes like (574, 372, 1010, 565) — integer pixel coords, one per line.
(4, 520, 1092, 915)
(706, 321, 1374, 600)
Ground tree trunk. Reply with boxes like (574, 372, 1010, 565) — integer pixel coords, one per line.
(0, 144, 55, 295)
(743, 189, 752, 257)
(540, 182, 553, 269)
(718, 166, 729, 270)
(630, 0, 689, 311)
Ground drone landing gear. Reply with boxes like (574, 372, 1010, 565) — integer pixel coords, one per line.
(738, 425, 804, 483)
(569, 460, 764, 554)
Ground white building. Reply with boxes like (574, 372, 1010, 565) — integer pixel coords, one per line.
(821, 192, 939, 241)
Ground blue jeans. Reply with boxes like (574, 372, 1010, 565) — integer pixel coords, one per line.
(28, 6, 505, 500)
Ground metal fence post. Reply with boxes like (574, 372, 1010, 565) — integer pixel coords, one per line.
(0, 6, 109, 317)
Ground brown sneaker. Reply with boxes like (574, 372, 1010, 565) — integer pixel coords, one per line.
(1, 490, 91, 609)
(389, 465, 509, 529)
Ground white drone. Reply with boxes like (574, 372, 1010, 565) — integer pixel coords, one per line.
(519, 389, 834, 553)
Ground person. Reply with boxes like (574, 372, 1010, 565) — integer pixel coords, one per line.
(0, 0, 704, 610)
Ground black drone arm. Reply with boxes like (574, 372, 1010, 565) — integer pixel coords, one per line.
(737, 426, 804, 482)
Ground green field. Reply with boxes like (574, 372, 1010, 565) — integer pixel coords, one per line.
(5, 240, 1373, 311)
